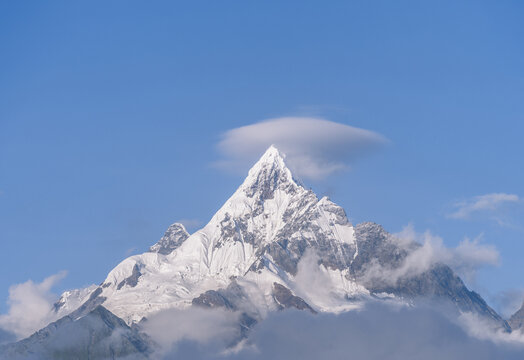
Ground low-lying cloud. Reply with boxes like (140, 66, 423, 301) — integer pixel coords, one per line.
(447, 193, 520, 220)
(160, 303, 524, 360)
(0, 271, 66, 339)
(216, 117, 388, 180)
(460, 311, 524, 346)
(141, 307, 242, 357)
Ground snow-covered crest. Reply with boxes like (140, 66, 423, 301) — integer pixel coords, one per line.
(56, 146, 359, 322)
(149, 223, 189, 255)
(240, 145, 297, 191)
(53, 145, 507, 332)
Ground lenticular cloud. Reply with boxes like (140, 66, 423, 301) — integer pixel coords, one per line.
(216, 117, 388, 180)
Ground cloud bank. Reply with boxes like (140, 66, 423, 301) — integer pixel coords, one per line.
(216, 117, 388, 180)
(0, 271, 66, 339)
(142, 307, 242, 357)
(448, 193, 520, 220)
(161, 303, 524, 360)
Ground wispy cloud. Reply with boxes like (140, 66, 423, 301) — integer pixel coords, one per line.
(460, 311, 524, 346)
(360, 225, 499, 286)
(0, 271, 66, 339)
(293, 250, 337, 307)
(215, 117, 388, 180)
(447, 193, 520, 220)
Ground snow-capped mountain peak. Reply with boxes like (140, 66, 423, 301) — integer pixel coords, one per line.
(53, 145, 508, 331)
(240, 145, 298, 196)
(149, 222, 189, 255)
(60, 146, 359, 322)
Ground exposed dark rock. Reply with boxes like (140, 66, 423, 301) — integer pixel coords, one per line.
(270, 194, 355, 274)
(216, 212, 259, 249)
(52, 299, 65, 313)
(351, 222, 409, 277)
(318, 198, 350, 226)
(192, 281, 252, 312)
(217, 213, 240, 248)
(38, 146, 514, 355)
(248, 258, 266, 273)
(117, 264, 142, 290)
(272, 283, 316, 314)
(192, 282, 259, 344)
(149, 223, 189, 255)
(243, 154, 296, 202)
(192, 290, 235, 310)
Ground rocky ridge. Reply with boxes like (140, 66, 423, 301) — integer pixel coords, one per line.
(4, 145, 512, 359)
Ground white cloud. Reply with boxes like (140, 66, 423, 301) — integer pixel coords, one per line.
(362, 225, 499, 286)
(142, 307, 242, 357)
(0, 271, 66, 339)
(460, 311, 524, 346)
(161, 303, 524, 360)
(216, 117, 388, 180)
(448, 193, 520, 220)
(293, 250, 335, 306)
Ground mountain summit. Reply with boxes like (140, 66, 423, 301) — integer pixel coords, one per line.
(239, 145, 300, 199)
(50, 146, 509, 335)
(149, 223, 189, 255)
(60, 145, 360, 322)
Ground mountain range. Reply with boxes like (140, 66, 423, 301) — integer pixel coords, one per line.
(1, 146, 521, 359)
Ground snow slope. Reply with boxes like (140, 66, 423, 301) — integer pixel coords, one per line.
(54, 146, 508, 330)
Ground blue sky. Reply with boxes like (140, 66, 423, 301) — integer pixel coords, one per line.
(0, 1, 523, 315)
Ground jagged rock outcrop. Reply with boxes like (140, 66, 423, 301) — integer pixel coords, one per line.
(149, 223, 189, 255)
(192, 281, 259, 340)
(272, 283, 316, 313)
